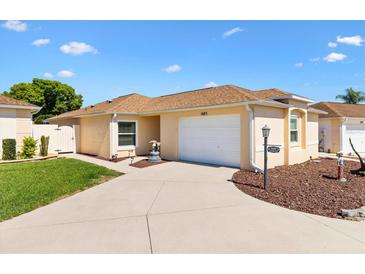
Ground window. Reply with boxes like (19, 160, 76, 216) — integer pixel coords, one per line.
(118, 121, 136, 147)
(290, 115, 299, 143)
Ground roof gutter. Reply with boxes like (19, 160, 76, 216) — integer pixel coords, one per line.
(138, 99, 291, 115)
(0, 104, 41, 111)
(47, 100, 291, 120)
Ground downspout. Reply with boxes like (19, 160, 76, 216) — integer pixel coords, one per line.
(245, 105, 263, 173)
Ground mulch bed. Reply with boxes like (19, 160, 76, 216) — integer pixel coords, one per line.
(130, 159, 168, 168)
(232, 158, 365, 219)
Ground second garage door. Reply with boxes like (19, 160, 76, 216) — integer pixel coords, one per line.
(343, 124, 365, 153)
(179, 115, 241, 167)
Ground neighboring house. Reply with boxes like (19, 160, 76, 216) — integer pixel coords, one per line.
(48, 85, 324, 169)
(0, 95, 41, 156)
(311, 102, 365, 154)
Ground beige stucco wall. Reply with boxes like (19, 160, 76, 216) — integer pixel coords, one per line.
(0, 108, 33, 157)
(159, 106, 250, 169)
(80, 115, 111, 159)
(318, 117, 342, 153)
(115, 115, 160, 157)
(253, 105, 285, 169)
(253, 105, 319, 169)
(15, 109, 33, 152)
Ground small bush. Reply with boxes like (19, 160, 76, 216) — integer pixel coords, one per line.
(2, 139, 16, 160)
(39, 135, 50, 156)
(21, 136, 37, 159)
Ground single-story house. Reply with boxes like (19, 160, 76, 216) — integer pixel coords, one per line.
(0, 95, 41, 156)
(48, 85, 325, 169)
(311, 102, 365, 154)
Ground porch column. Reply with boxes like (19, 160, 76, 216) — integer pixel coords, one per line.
(109, 113, 117, 158)
(284, 108, 291, 165)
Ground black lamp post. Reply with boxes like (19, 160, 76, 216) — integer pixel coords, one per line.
(262, 125, 271, 190)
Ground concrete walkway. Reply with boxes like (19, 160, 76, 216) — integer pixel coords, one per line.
(0, 154, 364, 253)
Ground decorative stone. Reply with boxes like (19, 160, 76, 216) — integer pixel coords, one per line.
(149, 150, 161, 163)
(341, 206, 365, 218)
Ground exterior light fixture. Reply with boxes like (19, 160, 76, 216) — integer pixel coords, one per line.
(262, 124, 271, 138)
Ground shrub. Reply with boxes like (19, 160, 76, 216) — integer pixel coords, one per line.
(2, 139, 16, 160)
(21, 136, 37, 159)
(39, 135, 50, 156)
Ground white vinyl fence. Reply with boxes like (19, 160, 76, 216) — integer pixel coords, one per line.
(32, 124, 79, 154)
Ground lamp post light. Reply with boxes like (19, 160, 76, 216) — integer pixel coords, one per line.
(262, 125, 271, 190)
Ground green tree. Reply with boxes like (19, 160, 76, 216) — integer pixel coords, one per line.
(2, 78, 83, 123)
(335, 87, 365, 104)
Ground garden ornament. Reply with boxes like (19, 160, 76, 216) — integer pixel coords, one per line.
(148, 140, 161, 162)
(337, 152, 346, 183)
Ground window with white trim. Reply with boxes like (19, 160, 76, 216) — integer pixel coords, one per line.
(290, 115, 299, 143)
(118, 121, 136, 146)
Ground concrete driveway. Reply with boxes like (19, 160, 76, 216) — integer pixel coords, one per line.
(0, 154, 364, 253)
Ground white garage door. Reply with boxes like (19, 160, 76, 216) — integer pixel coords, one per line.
(179, 115, 241, 167)
(343, 124, 365, 153)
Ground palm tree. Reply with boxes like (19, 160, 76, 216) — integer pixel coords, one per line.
(336, 88, 365, 104)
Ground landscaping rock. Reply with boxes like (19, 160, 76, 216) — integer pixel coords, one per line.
(233, 159, 365, 219)
(341, 206, 365, 218)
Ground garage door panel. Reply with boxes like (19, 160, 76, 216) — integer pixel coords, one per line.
(179, 115, 241, 167)
(343, 124, 365, 153)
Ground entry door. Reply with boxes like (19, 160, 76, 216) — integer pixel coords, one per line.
(343, 124, 365, 153)
(179, 115, 241, 167)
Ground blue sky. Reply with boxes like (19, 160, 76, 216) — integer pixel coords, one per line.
(1, 20, 364, 106)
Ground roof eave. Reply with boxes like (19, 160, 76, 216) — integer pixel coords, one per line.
(0, 104, 41, 111)
(139, 100, 291, 115)
(47, 100, 292, 119)
(271, 95, 314, 103)
(307, 108, 328, 115)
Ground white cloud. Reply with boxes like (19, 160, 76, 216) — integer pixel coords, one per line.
(323, 52, 347, 62)
(43, 72, 53, 78)
(2, 20, 27, 32)
(60, 41, 98, 55)
(57, 70, 75, 78)
(328, 42, 337, 48)
(222, 27, 243, 38)
(162, 64, 182, 73)
(336, 35, 363, 47)
(32, 38, 50, 47)
(309, 57, 320, 62)
(294, 62, 304, 68)
(204, 81, 218, 88)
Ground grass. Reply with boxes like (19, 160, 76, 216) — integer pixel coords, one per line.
(0, 158, 121, 222)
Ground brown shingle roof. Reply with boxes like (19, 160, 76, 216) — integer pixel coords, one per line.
(253, 88, 290, 99)
(51, 93, 152, 119)
(0, 95, 39, 108)
(50, 85, 316, 120)
(141, 85, 258, 112)
(50, 85, 260, 120)
(253, 88, 313, 102)
(311, 102, 365, 118)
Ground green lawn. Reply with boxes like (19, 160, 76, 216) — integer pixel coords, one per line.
(0, 158, 121, 222)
